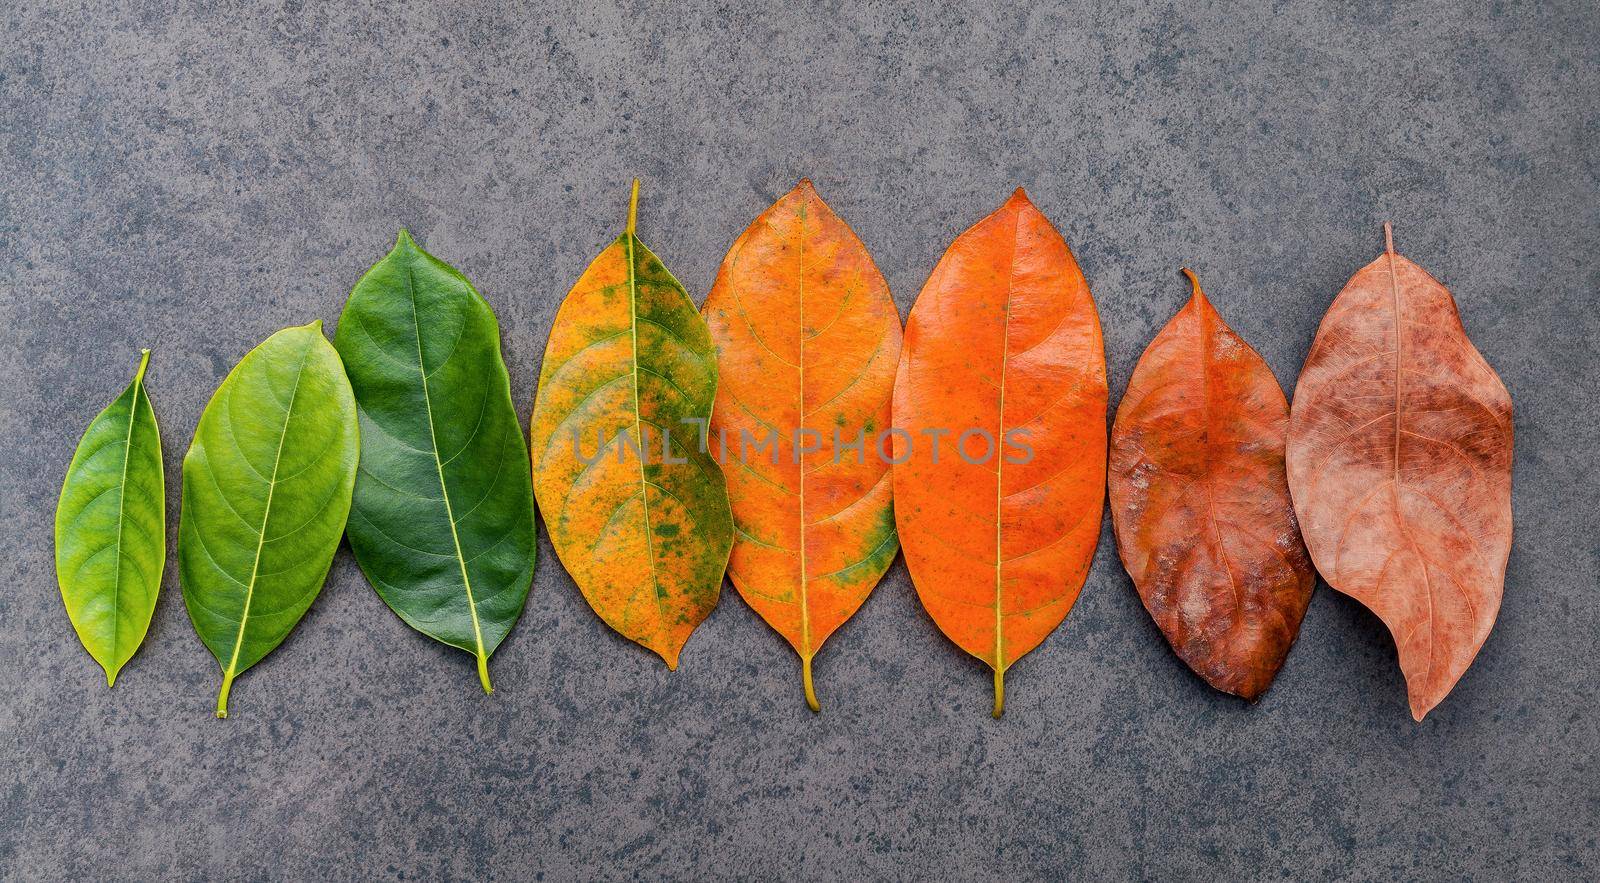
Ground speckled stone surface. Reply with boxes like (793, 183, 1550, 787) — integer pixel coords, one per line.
(3, 2, 1596, 879)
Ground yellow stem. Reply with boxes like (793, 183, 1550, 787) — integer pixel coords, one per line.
(216, 672, 234, 719)
(626, 178, 640, 236)
(477, 653, 493, 694)
(992, 667, 1005, 718)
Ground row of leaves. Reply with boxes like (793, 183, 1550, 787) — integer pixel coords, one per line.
(56, 182, 1513, 720)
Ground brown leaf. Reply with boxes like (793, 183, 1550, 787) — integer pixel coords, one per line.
(1109, 269, 1315, 701)
(1287, 225, 1513, 720)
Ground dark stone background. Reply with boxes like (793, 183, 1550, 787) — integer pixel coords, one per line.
(3, 1, 1595, 879)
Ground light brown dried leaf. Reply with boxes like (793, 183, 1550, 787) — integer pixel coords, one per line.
(1287, 225, 1513, 720)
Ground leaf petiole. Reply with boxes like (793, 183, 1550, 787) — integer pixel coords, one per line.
(802, 655, 819, 713)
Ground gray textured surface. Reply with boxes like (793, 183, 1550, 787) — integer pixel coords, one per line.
(2, 1, 1597, 879)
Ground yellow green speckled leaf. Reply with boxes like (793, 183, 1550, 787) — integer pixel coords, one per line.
(530, 181, 733, 668)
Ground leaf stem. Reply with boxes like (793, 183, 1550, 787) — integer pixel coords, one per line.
(216, 672, 233, 719)
(1180, 267, 1204, 303)
(1384, 221, 1395, 255)
(992, 666, 1005, 718)
(135, 348, 151, 384)
(802, 654, 819, 713)
(626, 178, 640, 236)
(477, 653, 493, 694)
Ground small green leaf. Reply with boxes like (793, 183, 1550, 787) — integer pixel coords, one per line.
(55, 349, 164, 686)
(333, 232, 537, 692)
(179, 322, 359, 718)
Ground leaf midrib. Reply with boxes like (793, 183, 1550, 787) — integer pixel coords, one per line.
(404, 262, 491, 682)
(992, 207, 1021, 681)
(625, 232, 670, 636)
(223, 337, 312, 689)
(105, 375, 142, 673)
(1383, 239, 1439, 690)
(1191, 293, 1244, 614)
(795, 203, 812, 666)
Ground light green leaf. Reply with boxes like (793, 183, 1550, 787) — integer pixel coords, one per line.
(333, 231, 536, 692)
(179, 322, 359, 718)
(55, 349, 164, 686)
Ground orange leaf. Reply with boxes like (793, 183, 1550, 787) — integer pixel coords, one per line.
(1287, 224, 1513, 720)
(1108, 269, 1315, 701)
(892, 189, 1107, 717)
(702, 181, 903, 711)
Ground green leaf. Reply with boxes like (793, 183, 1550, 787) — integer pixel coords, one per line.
(529, 181, 733, 668)
(55, 349, 164, 686)
(333, 231, 537, 692)
(179, 322, 358, 718)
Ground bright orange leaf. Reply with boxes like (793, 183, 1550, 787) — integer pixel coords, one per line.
(892, 189, 1108, 717)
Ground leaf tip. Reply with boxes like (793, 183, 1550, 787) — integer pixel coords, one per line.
(1006, 186, 1032, 209)
(395, 228, 416, 250)
(105, 668, 118, 688)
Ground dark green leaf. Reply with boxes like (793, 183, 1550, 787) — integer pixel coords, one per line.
(334, 231, 536, 692)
